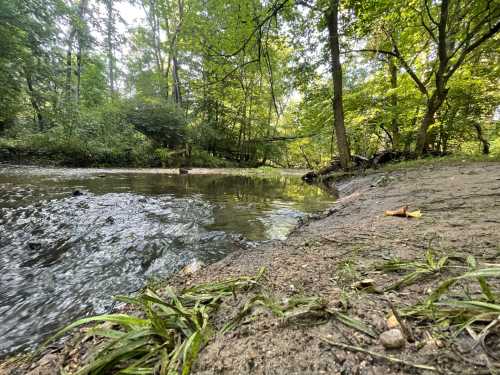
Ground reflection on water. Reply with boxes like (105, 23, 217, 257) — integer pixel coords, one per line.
(0, 166, 335, 356)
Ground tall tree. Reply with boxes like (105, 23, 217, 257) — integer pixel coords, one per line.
(326, 0, 351, 169)
(354, 0, 500, 155)
(388, 57, 399, 150)
(104, 0, 116, 97)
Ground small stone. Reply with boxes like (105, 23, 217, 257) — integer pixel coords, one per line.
(353, 279, 375, 289)
(28, 242, 42, 250)
(181, 259, 205, 275)
(379, 329, 405, 349)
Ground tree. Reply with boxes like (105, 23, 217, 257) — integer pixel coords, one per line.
(353, 0, 500, 155)
(326, 0, 351, 169)
(104, 0, 117, 98)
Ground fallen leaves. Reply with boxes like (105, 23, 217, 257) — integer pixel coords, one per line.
(384, 205, 422, 219)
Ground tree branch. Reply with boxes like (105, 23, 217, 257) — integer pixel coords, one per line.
(386, 32, 428, 96)
(207, 0, 290, 59)
(346, 49, 397, 57)
(424, 0, 438, 26)
(446, 20, 500, 80)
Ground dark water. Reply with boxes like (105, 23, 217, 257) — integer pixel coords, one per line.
(0, 166, 335, 357)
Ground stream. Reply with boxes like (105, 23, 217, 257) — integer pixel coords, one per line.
(0, 165, 335, 357)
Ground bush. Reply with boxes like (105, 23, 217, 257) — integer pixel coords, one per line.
(188, 146, 235, 168)
(125, 99, 187, 148)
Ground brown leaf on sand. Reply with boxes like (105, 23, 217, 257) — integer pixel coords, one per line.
(384, 206, 422, 219)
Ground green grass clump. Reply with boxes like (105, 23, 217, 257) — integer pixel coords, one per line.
(40, 268, 376, 374)
(44, 269, 266, 375)
(376, 250, 449, 291)
(404, 258, 500, 333)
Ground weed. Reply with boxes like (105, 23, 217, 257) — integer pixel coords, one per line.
(377, 250, 449, 291)
(40, 267, 375, 374)
(334, 260, 360, 289)
(404, 261, 500, 334)
(42, 269, 266, 375)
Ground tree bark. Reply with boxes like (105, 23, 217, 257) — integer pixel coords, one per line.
(105, 0, 116, 98)
(65, 30, 76, 105)
(326, 0, 351, 170)
(388, 58, 399, 150)
(76, 0, 89, 106)
(416, 92, 446, 153)
(171, 54, 182, 104)
(473, 122, 490, 155)
(24, 68, 44, 130)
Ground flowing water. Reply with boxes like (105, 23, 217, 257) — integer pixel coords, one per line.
(0, 165, 335, 357)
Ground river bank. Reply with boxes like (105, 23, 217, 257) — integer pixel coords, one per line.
(2, 161, 500, 374)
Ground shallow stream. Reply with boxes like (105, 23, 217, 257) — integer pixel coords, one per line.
(0, 165, 335, 356)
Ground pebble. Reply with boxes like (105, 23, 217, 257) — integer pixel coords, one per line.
(379, 329, 405, 349)
(181, 259, 205, 275)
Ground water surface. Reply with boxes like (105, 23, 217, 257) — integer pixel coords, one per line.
(0, 165, 335, 356)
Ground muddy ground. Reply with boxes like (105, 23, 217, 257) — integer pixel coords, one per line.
(2, 161, 499, 374)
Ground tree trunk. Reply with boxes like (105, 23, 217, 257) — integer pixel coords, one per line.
(24, 69, 44, 130)
(473, 122, 490, 155)
(171, 55, 182, 104)
(75, 0, 88, 106)
(416, 93, 446, 154)
(145, 0, 167, 99)
(389, 58, 399, 150)
(65, 31, 76, 106)
(326, 0, 351, 170)
(105, 0, 115, 98)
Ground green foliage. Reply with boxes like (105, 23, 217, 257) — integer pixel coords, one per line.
(404, 262, 500, 333)
(126, 100, 187, 149)
(43, 269, 266, 374)
(0, 0, 498, 167)
(187, 147, 235, 168)
(377, 250, 449, 291)
(41, 267, 378, 373)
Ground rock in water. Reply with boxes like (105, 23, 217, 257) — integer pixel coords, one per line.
(379, 329, 405, 349)
(72, 190, 83, 196)
(181, 259, 205, 275)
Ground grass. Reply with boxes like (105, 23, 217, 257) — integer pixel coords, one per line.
(39, 268, 374, 374)
(376, 252, 500, 336)
(404, 264, 500, 331)
(376, 250, 449, 291)
(41, 269, 265, 374)
(378, 251, 499, 337)
(222, 294, 376, 338)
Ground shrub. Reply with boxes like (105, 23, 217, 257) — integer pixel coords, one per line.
(125, 99, 187, 148)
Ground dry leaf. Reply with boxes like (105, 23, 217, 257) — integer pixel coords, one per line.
(387, 314, 400, 329)
(384, 206, 422, 219)
(406, 209, 422, 218)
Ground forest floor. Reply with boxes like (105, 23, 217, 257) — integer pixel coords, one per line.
(2, 160, 500, 375)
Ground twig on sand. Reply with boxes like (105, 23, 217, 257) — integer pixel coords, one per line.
(315, 334, 439, 372)
(387, 300, 415, 343)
